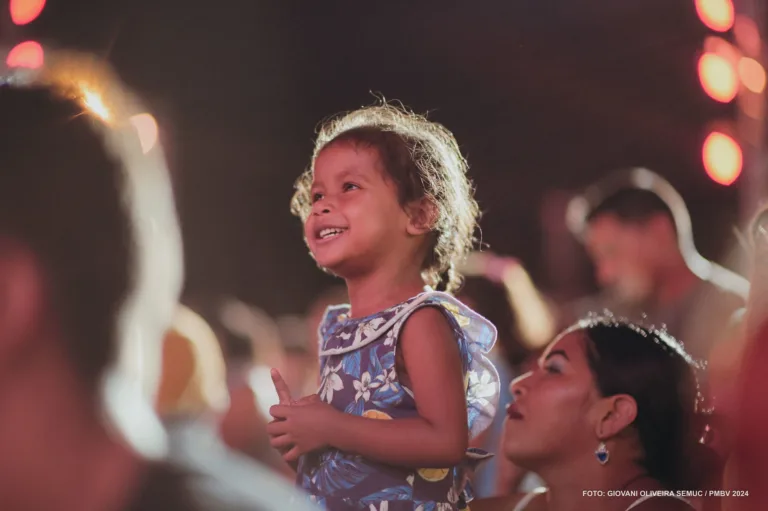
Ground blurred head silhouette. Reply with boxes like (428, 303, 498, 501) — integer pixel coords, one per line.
(582, 188, 679, 305)
(0, 51, 183, 508)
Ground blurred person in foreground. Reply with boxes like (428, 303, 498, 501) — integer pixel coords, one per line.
(0, 53, 186, 510)
(718, 207, 768, 511)
(0, 53, 312, 510)
(156, 304, 317, 509)
(566, 170, 745, 375)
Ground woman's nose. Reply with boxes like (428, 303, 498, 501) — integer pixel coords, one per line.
(509, 371, 532, 399)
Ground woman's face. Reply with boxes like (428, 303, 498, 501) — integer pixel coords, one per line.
(503, 331, 602, 468)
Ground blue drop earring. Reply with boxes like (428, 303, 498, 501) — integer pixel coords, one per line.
(595, 442, 609, 465)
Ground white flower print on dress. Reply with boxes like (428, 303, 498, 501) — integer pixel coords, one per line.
(383, 328, 396, 347)
(383, 320, 402, 347)
(466, 369, 498, 410)
(374, 367, 398, 393)
(369, 502, 388, 511)
(353, 371, 379, 402)
(319, 361, 344, 404)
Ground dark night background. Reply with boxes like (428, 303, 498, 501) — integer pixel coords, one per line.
(2, 0, 745, 315)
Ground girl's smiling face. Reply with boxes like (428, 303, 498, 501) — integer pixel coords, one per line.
(304, 143, 415, 278)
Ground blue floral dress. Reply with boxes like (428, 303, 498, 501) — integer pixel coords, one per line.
(297, 291, 500, 511)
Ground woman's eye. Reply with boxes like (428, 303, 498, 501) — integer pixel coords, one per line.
(544, 364, 562, 375)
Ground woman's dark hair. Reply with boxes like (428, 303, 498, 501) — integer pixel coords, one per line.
(458, 277, 529, 368)
(577, 318, 705, 489)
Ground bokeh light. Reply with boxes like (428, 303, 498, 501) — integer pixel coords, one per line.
(6, 41, 44, 69)
(698, 52, 738, 103)
(9, 0, 46, 25)
(702, 131, 742, 185)
(82, 89, 110, 121)
(695, 0, 735, 32)
(738, 58, 766, 94)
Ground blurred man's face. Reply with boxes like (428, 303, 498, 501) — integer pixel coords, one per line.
(584, 214, 659, 304)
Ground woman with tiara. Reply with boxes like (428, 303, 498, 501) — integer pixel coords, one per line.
(473, 315, 715, 511)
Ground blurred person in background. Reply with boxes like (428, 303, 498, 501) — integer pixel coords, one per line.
(183, 295, 294, 476)
(566, 178, 744, 378)
(155, 304, 317, 510)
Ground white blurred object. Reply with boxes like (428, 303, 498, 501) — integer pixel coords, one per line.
(248, 366, 280, 419)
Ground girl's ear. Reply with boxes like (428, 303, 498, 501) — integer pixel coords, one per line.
(406, 198, 438, 236)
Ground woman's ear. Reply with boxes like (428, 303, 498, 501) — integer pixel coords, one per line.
(406, 198, 438, 236)
(593, 394, 638, 440)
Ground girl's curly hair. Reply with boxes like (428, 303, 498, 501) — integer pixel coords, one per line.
(291, 102, 479, 294)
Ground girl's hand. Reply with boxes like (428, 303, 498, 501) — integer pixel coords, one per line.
(267, 400, 339, 462)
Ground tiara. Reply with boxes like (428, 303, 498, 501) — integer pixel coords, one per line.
(563, 311, 713, 416)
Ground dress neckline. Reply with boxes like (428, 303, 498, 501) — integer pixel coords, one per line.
(339, 289, 432, 324)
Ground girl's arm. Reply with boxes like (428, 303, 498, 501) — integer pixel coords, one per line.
(269, 307, 469, 467)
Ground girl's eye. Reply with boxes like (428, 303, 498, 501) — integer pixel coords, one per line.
(343, 183, 359, 192)
(312, 192, 323, 203)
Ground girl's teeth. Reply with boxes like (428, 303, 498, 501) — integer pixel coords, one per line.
(320, 228, 344, 239)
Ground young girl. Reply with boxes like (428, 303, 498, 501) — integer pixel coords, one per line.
(266, 103, 500, 511)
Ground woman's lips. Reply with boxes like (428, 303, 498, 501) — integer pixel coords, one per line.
(507, 402, 524, 420)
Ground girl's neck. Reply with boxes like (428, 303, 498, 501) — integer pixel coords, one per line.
(346, 267, 426, 319)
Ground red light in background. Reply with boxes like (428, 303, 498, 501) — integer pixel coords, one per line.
(6, 41, 44, 69)
(738, 58, 766, 94)
(9, 0, 46, 25)
(698, 52, 738, 102)
(702, 131, 742, 185)
(695, 0, 735, 32)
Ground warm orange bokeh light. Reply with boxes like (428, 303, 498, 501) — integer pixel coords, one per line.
(695, 0, 735, 32)
(738, 58, 766, 94)
(9, 0, 46, 25)
(6, 41, 44, 69)
(703, 132, 742, 186)
(698, 53, 738, 102)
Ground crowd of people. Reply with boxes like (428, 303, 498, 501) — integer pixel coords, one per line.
(0, 50, 765, 511)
